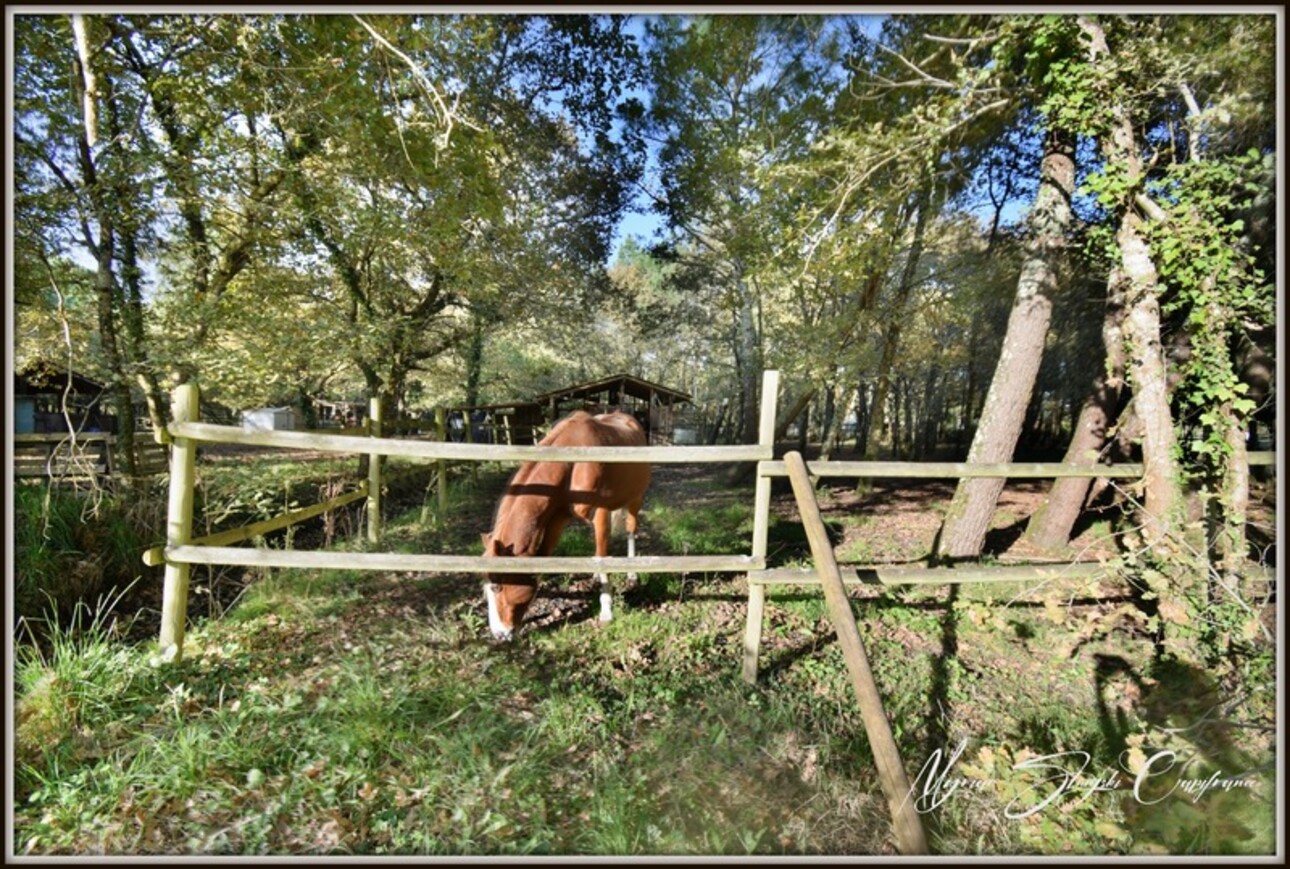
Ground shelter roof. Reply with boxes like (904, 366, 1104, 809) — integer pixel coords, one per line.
(531, 373, 692, 405)
(15, 362, 108, 397)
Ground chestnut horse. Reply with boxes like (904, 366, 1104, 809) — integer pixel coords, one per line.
(481, 410, 651, 640)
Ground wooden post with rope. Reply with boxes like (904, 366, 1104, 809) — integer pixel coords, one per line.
(783, 450, 928, 855)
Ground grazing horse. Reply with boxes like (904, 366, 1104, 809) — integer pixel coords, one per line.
(481, 410, 651, 640)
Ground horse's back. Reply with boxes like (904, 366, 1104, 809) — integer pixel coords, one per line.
(543, 411, 650, 510)
(540, 410, 646, 449)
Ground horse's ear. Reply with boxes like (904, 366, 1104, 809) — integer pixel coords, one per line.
(495, 541, 514, 556)
(481, 532, 493, 554)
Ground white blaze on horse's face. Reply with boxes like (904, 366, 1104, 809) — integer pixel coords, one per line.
(484, 582, 513, 641)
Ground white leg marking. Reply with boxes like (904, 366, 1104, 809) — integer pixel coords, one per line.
(484, 583, 512, 640)
(627, 533, 637, 581)
(598, 573, 613, 622)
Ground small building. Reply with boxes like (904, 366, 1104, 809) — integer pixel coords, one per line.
(14, 363, 116, 435)
(531, 374, 693, 445)
(445, 375, 692, 446)
(241, 406, 300, 432)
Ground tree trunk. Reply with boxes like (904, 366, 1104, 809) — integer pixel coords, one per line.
(919, 363, 941, 459)
(464, 312, 486, 407)
(857, 185, 931, 462)
(853, 383, 870, 453)
(960, 312, 981, 446)
(902, 377, 915, 459)
(774, 388, 817, 441)
(1023, 268, 1127, 551)
(735, 278, 762, 446)
(727, 273, 764, 484)
(72, 21, 139, 485)
(1079, 16, 1183, 550)
(818, 385, 838, 460)
(935, 124, 1075, 560)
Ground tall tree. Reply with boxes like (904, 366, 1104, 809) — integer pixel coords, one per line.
(935, 17, 1085, 559)
(640, 15, 839, 445)
(14, 14, 157, 480)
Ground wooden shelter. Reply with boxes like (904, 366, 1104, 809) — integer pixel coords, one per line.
(441, 401, 547, 445)
(14, 363, 115, 435)
(443, 374, 693, 446)
(532, 374, 692, 445)
(13, 363, 168, 483)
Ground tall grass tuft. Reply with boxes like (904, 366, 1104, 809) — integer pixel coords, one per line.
(14, 483, 162, 629)
(14, 583, 155, 777)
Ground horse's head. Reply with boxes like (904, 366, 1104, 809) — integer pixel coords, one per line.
(480, 533, 537, 641)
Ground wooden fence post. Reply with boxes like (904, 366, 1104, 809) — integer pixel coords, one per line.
(435, 406, 448, 517)
(367, 397, 382, 543)
(742, 369, 779, 683)
(158, 383, 199, 659)
(783, 450, 928, 855)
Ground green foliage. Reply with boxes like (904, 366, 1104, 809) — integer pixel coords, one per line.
(14, 484, 162, 628)
(1147, 151, 1272, 463)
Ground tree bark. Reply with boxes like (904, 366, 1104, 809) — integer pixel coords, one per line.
(71, 19, 139, 483)
(1023, 267, 1127, 551)
(774, 387, 817, 442)
(936, 125, 1075, 560)
(1078, 16, 1183, 550)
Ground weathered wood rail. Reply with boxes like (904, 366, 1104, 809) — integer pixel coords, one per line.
(14, 432, 168, 483)
(782, 451, 928, 855)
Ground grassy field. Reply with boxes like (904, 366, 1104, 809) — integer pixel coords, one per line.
(12, 461, 1278, 856)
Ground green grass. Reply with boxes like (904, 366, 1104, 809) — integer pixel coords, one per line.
(14, 483, 163, 630)
(12, 465, 1278, 857)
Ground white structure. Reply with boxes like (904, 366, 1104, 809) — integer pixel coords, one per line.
(241, 406, 299, 431)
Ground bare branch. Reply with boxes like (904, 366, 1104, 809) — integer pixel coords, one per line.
(874, 40, 957, 90)
(352, 14, 484, 154)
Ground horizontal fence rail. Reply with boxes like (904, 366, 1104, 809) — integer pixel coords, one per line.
(761, 460, 1145, 478)
(142, 485, 369, 567)
(152, 372, 785, 659)
(168, 421, 770, 463)
(164, 547, 765, 575)
(739, 446, 1277, 684)
(759, 453, 1275, 478)
(15, 432, 168, 481)
(754, 562, 1112, 586)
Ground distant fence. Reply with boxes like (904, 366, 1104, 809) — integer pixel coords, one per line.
(14, 432, 168, 484)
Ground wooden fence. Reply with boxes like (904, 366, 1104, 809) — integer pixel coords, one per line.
(150, 373, 782, 658)
(148, 373, 1275, 666)
(14, 432, 168, 483)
